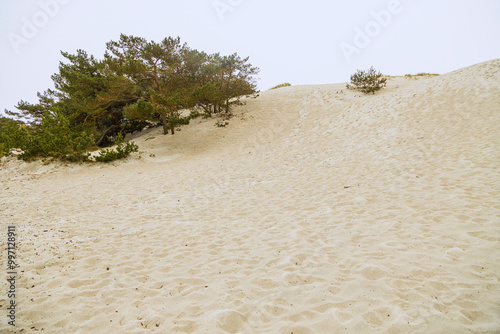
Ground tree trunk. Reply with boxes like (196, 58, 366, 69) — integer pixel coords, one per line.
(95, 125, 116, 146)
(204, 104, 211, 117)
(161, 114, 168, 135)
(170, 106, 175, 135)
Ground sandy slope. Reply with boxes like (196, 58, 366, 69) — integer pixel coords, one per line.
(1, 59, 500, 333)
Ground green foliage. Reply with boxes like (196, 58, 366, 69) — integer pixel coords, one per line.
(187, 110, 202, 120)
(0, 117, 19, 157)
(105, 35, 259, 133)
(0, 113, 94, 161)
(270, 83, 291, 90)
(2, 34, 260, 162)
(94, 135, 138, 162)
(186, 52, 259, 117)
(346, 66, 387, 94)
(123, 99, 156, 121)
(191, 83, 219, 116)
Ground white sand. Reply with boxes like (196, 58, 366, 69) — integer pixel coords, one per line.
(1, 59, 500, 333)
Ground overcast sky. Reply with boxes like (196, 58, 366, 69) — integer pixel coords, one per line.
(1, 0, 499, 116)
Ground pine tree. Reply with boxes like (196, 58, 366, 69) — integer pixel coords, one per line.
(2, 34, 260, 161)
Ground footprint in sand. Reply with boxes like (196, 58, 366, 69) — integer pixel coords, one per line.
(214, 309, 247, 333)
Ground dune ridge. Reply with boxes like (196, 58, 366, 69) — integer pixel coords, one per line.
(1, 59, 500, 333)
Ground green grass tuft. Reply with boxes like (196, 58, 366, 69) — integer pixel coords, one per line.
(404, 73, 439, 80)
(269, 83, 291, 90)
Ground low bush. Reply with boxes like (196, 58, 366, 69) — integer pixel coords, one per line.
(0, 114, 94, 161)
(346, 66, 386, 94)
(94, 135, 138, 162)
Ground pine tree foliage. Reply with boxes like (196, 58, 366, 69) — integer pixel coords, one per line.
(346, 66, 387, 94)
(1, 34, 260, 161)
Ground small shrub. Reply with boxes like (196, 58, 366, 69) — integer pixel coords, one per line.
(346, 66, 387, 94)
(94, 135, 138, 162)
(188, 110, 202, 120)
(270, 83, 291, 90)
(215, 120, 229, 128)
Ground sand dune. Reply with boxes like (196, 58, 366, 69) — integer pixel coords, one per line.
(1, 59, 500, 333)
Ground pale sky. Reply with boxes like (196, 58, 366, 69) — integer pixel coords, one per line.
(1, 0, 499, 116)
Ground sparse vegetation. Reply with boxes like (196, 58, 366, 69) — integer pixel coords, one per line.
(404, 73, 439, 80)
(215, 119, 229, 127)
(270, 83, 291, 90)
(346, 66, 387, 94)
(93, 135, 138, 162)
